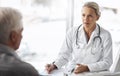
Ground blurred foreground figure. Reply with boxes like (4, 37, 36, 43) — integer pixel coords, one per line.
(0, 7, 40, 76)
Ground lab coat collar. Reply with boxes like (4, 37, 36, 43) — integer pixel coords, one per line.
(78, 24, 83, 31)
(88, 24, 100, 45)
(90, 24, 100, 38)
(78, 24, 99, 35)
(78, 24, 99, 45)
(77, 25, 88, 44)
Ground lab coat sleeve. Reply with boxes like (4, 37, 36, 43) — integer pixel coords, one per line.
(87, 31, 113, 72)
(54, 27, 75, 69)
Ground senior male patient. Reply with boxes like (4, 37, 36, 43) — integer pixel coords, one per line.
(0, 7, 40, 76)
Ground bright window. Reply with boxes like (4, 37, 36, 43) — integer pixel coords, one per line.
(1, 0, 120, 73)
(0, 0, 68, 72)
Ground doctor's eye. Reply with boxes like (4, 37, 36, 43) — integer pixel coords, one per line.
(82, 14, 85, 17)
(88, 15, 93, 18)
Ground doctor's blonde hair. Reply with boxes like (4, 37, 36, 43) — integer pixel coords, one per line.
(83, 2, 101, 16)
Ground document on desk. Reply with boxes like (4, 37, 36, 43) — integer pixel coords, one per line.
(40, 69, 64, 76)
(39, 69, 51, 76)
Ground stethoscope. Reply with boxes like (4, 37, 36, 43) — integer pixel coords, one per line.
(76, 24, 102, 55)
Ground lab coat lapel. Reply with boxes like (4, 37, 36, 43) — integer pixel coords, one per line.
(88, 25, 99, 46)
(77, 26, 88, 45)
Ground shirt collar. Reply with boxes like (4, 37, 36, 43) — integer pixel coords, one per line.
(0, 44, 19, 59)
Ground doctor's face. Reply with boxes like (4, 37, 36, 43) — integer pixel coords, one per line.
(81, 6, 99, 28)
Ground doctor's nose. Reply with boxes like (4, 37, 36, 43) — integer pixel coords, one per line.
(83, 16, 89, 21)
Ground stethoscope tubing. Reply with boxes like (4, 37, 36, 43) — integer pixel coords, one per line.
(76, 24, 102, 49)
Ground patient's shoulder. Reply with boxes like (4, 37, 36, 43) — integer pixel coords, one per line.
(0, 61, 39, 76)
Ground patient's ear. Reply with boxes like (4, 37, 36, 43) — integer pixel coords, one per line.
(9, 31, 17, 44)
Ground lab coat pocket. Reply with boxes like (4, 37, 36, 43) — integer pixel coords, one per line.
(73, 45, 86, 63)
(73, 47, 81, 59)
(91, 44, 103, 57)
(86, 45, 103, 63)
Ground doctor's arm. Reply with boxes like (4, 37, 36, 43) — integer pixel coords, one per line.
(87, 33, 113, 72)
(45, 27, 76, 74)
(54, 28, 74, 69)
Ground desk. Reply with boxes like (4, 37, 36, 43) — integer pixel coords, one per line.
(40, 68, 120, 76)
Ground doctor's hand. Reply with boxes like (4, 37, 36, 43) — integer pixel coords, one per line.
(45, 64, 57, 74)
(74, 64, 89, 74)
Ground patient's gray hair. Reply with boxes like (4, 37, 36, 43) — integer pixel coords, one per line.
(83, 2, 101, 16)
(0, 7, 22, 44)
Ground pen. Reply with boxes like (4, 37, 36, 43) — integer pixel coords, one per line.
(71, 68, 75, 73)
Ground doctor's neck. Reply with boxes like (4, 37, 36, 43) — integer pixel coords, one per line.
(84, 24, 96, 39)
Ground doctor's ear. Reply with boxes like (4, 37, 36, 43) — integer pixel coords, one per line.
(96, 15, 100, 20)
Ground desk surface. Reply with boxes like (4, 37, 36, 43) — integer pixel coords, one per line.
(40, 69, 120, 76)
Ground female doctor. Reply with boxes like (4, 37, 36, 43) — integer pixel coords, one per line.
(45, 1, 113, 74)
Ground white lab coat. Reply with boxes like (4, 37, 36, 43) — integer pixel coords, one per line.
(54, 24, 113, 72)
